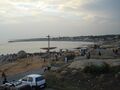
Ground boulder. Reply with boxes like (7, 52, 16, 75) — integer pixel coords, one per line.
(71, 70, 77, 75)
(17, 50, 27, 59)
(60, 70, 67, 75)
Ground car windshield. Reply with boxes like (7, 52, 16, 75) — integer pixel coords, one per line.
(22, 77, 27, 81)
(36, 76, 44, 82)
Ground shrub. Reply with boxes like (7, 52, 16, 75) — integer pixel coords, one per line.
(83, 62, 110, 74)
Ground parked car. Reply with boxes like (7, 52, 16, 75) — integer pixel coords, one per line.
(0, 81, 32, 90)
(19, 74, 46, 88)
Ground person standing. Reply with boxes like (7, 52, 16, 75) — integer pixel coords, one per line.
(86, 51, 91, 59)
(98, 51, 101, 56)
(64, 56, 68, 63)
(1, 71, 7, 84)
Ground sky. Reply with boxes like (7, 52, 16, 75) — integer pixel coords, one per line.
(0, 0, 120, 42)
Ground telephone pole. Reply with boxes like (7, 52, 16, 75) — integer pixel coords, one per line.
(47, 35, 50, 53)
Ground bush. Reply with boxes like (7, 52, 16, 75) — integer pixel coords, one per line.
(83, 62, 110, 74)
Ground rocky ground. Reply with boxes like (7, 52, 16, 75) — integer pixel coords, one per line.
(44, 46, 120, 90)
(45, 64, 120, 90)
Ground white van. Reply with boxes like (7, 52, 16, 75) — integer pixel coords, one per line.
(19, 74, 46, 88)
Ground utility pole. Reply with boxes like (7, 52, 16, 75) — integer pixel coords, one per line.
(47, 35, 50, 53)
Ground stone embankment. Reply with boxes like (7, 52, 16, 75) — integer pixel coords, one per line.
(0, 50, 27, 64)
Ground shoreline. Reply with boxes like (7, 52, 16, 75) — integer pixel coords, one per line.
(0, 41, 94, 55)
(0, 40, 120, 64)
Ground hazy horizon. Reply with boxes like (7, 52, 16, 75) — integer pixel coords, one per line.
(0, 0, 120, 43)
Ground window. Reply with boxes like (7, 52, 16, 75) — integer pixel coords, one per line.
(28, 77, 33, 82)
(22, 77, 27, 81)
(36, 76, 44, 82)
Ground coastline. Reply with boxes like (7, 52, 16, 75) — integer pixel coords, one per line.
(0, 41, 94, 55)
(8, 34, 120, 43)
(0, 40, 120, 90)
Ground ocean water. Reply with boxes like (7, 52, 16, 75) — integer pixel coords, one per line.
(0, 41, 93, 55)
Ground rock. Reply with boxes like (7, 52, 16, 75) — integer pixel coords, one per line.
(0, 54, 17, 63)
(51, 67, 59, 72)
(68, 60, 109, 70)
(60, 70, 67, 75)
(115, 72, 120, 78)
(17, 50, 27, 59)
(71, 70, 77, 75)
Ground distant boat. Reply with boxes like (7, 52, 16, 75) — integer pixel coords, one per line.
(40, 47, 57, 50)
(74, 46, 88, 49)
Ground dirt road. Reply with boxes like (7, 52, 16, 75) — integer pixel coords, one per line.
(0, 67, 44, 85)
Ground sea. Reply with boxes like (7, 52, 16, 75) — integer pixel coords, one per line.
(0, 41, 93, 55)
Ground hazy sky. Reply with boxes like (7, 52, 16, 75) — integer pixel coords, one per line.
(0, 0, 120, 42)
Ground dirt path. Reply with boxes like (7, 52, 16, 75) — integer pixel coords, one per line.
(0, 67, 44, 85)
